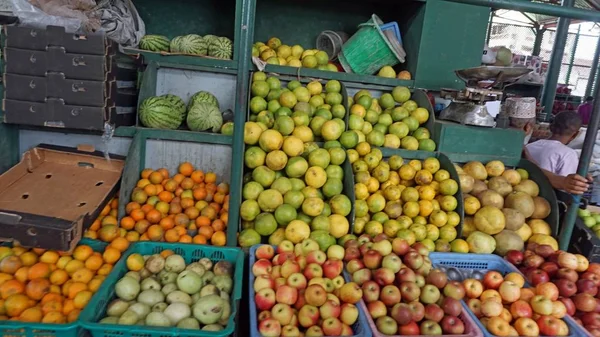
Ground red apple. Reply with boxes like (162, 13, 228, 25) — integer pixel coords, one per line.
(514, 317, 539, 336)
(408, 301, 425, 322)
(253, 259, 273, 276)
(540, 261, 560, 278)
(575, 293, 597, 312)
(361, 281, 380, 303)
(256, 245, 275, 260)
(304, 263, 323, 280)
(306, 250, 327, 266)
(399, 281, 421, 302)
(392, 238, 410, 256)
(403, 251, 424, 270)
(534, 244, 556, 258)
(426, 269, 448, 289)
(374, 268, 396, 286)
(322, 260, 343, 279)
(258, 318, 281, 337)
(441, 315, 465, 334)
(499, 281, 521, 303)
(583, 271, 600, 287)
(555, 279, 577, 297)
(380, 285, 402, 306)
(351, 268, 372, 286)
(412, 242, 429, 256)
(277, 242, 294, 254)
(441, 297, 462, 316)
(556, 267, 579, 282)
(523, 254, 545, 269)
(443, 281, 466, 300)
(582, 312, 600, 327)
(482, 271, 504, 290)
(345, 259, 364, 274)
(558, 296, 576, 316)
(319, 300, 341, 320)
(467, 298, 482, 318)
(588, 263, 600, 275)
(367, 300, 387, 320)
(510, 300, 533, 319)
(276, 285, 298, 305)
(391, 303, 412, 325)
(424, 304, 444, 322)
(298, 304, 320, 328)
(526, 269, 550, 286)
(396, 267, 416, 283)
(536, 315, 562, 336)
(256, 288, 276, 311)
(344, 239, 359, 249)
(558, 252, 579, 270)
(535, 282, 559, 301)
(398, 321, 420, 335)
(463, 278, 484, 299)
(363, 250, 383, 269)
(254, 275, 276, 293)
(344, 247, 360, 262)
(275, 252, 295, 266)
(505, 250, 525, 266)
(578, 279, 599, 296)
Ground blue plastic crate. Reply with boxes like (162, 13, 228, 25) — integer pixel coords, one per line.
(80, 242, 244, 337)
(248, 244, 372, 337)
(430, 253, 588, 337)
(380, 22, 402, 45)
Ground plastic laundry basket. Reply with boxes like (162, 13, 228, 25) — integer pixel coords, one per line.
(338, 14, 403, 75)
(316, 30, 349, 61)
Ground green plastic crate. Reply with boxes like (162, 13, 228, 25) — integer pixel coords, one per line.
(79, 242, 244, 337)
(0, 239, 107, 337)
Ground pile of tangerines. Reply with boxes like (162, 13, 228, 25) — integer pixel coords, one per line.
(85, 162, 230, 246)
(0, 240, 128, 323)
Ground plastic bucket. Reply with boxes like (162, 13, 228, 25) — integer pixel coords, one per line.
(339, 14, 403, 75)
(316, 30, 349, 61)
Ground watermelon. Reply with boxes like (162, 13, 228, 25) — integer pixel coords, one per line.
(208, 37, 233, 60)
(179, 34, 208, 56)
(170, 36, 184, 53)
(160, 94, 186, 118)
(188, 91, 219, 110)
(187, 102, 223, 132)
(139, 35, 170, 52)
(139, 97, 183, 130)
(202, 35, 218, 45)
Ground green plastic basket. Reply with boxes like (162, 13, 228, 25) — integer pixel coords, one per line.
(0, 239, 107, 337)
(79, 242, 244, 337)
(338, 14, 403, 75)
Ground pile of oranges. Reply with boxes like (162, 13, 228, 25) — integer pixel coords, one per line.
(0, 241, 127, 323)
(86, 162, 230, 246)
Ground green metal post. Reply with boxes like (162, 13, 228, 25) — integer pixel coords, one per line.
(227, 0, 255, 247)
(440, 0, 600, 22)
(532, 27, 546, 57)
(486, 11, 494, 44)
(585, 37, 600, 98)
(559, 42, 600, 249)
(565, 25, 581, 86)
(541, 0, 575, 121)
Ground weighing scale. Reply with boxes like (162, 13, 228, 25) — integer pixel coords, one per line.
(439, 66, 532, 127)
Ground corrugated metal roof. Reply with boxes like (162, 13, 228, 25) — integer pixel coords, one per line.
(533, 0, 598, 25)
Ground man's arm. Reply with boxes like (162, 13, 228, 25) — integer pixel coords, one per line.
(523, 146, 590, 194)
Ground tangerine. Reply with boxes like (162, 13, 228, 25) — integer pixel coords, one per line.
(179, 235, 193, 243)
(14, 267, 28, 283)
(120, 216, 135, 230)
(0, 256, 22, 274)
(134, 220, 151, 234)
(192, 235, 207, 244)
(211, 231, 226, 246)
(4, 294, 31, 317)
(149, 171, 164, 184)
(109, 237, 130, 252)
(28, 263, 51, 279)
(42, 311, 66, 323)
(73, 245, 93, 262)
(164, 229, 180, 243)
(125, 202, 141, 215)
(157, 168, 170, 179)
(147, 225, 164, 241)
(205, 172, 217, 184)
(178, 162, 194, 176)
(49, 270, 69, 285)
(146, 209, 162, 224)
(0, 280, 24, 299)
(19, 306, 43, 322)
(71, 268, 94, 284)
(141, 168, 153, 179)
(196, 216, 211, 227)
(25, 278, 51, 300)
(198, 226, 214, 239)
(102, 248, 121, 265)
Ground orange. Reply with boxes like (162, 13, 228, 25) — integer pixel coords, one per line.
(126, 254, 144, 271)
(146, 209, 162, 224)
(101, 216, 118, 227)
(0, 280, 24, 299)
(4, 293, 32, 317)
(25, 278, 51, 300)
(125, 231, 140, 242)
(193, 188, 207, 201)
(155, 201, 170, 214)
(178, 162, 194, 176)
(174, 214, 190, 227)
(28, 263, 51, 279)
(14, 267, 29, 283)
(212, 219, 226, 232)
(19, 306, 43, 322)
(140, 204, 154, 214)
(149, 171, 164, 184)
(98, 225, 120, 242)
(190, 170, 204, 183)
(109, 209, 118, 218)
(180, 198, 195, 209)
(174, 226, 187, 236)
(159, 217, 175, 230)
(84, 231, 98, 240)
(174, 187, 184, 197)
(84, 253, 104, 271)
(56, 257, 72, 270)
(32, 248, 46, 255)
(0, 256, 23, 274)
(192, 235, 207, 244)
(180, 178, 195, 190)
(110, 237, 130, 252)
(164, 229, 180, 243)
(89, 219, 101, 231)
(73, 290, 92, 309)
(134, 220, 151, 234)
(0, 273, 14, 285)
(73, 245, 93, 262)
(19, 252, 38, 267)
(140, 168, 153, 179)
(164, 179, 178, 192)
(130, 209, 145, 222)
(198, 226, 214, 239)
(209, 203, 221, 213)
(184, 207, 200, 220)
(49, 269, 69, 286)
(214, 192, 226, 204)
(102, 248, 121, 265)
(71, 268, 94, 284)
(173, 173, 185, 184)
(201, 206, 217, 220)
(169, 203, 182, 215)
(97, 264, 112, 276)
(147, 225, 164, 242)
(157, 168, 170, 179)
(62, 299, 75, 315)
(67, 308, 80, 322)
(120, 217, 135, 230)
(67, 282, 87, 299)
(100, 204, 112, 216)
(196, 216, 211, 227)
(217, 182, 230, 194)
(158, 191, 174, 203)
(179, 235, 193, 243)
(64, 260, 85, 276)
(126, 202, 141, 215)
(211, 231, 226, 246)
(205, 172, 217, 184)
(49, 285, 61, 294)
(41, 301, 63, 316)
(160, 250, 175, 258)
(41, 293, 63, 305)
(139, 234, 150, 241)
(220, 212, 229, 224)
(88, 276, 104, 292)
(143, 184, 158, 197)
(42, 311, 66, 324)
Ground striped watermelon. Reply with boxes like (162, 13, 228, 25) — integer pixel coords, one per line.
(187, 102, 223, 132)
(170, 36, 184, 53)
(139, 97, 183, 129)
(188, 91, 219, 110)
(139, 35, 170, 52)
(160, 94, 186, 117)
(202, 35, 218, 45)
(179, 34, 208, 56)
(208, 37, 233, 60)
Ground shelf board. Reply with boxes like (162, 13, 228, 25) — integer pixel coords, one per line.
(115, 126, 232, 145)
(124, 48, 238, 74)
(256, 64, 415, 88)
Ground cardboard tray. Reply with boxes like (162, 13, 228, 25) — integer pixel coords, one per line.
(3, 25, 110, 55)
(0, 144, 124, 250)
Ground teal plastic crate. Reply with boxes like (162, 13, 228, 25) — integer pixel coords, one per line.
(0, 239, 107, 337)
(80, 242, 244, 337)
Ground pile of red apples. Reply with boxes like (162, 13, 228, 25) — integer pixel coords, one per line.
(252, 240, 362, 337)
(343, 235, 469, 335)
(506, 243, 600, 336)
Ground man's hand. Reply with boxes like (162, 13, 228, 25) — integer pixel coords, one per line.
(560, 174, 591, 195)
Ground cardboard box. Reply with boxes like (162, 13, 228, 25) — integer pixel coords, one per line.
(0, 144, 124, 251)
(4, 25, 109, 55)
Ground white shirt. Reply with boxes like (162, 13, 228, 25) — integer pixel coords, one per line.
(526, 139, 579, 176)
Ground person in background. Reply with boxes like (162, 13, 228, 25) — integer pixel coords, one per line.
(578, 96, 594, 125)
(523, 111, 591, 194)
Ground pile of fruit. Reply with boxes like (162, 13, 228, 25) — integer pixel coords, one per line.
(98, 250, 234, 331)
(139, 34, 233, 60)
(239, 75, 353, 248)
(462, 268, 570, 336)
(346, 87, 435, 151)
(139, 91, 224, 133)
(251, 241, 361, 336)
(343, 235, 470, 335)
(88, 162, 230, 246)
(577, 208, 600, 237)
(458, 160, 556, 255)
(85, 196, 119, 241)
(506, 243, 600, 336)
(0, 243, 121, 323)
(351, 151, 463, 253)
(252, 37, 337, 71)
(377, 66, 412, 81)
